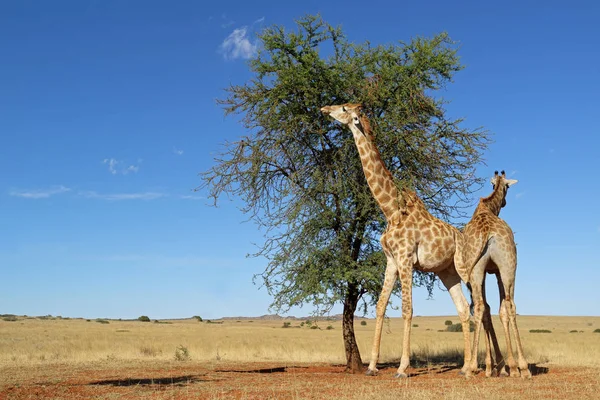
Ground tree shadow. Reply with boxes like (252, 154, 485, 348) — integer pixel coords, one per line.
(89, 375, 205, 387)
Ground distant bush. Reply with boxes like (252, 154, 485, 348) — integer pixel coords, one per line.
(310, 325, 318, 330)
(138, 315, 151, 322)
(326, 325, 334, 330)
(193, 316, 203, 322)
(360, 321, 367, 326)
(594, 329, 600, 333)
(154, 320, 172, 324)
(444, 320, 453, 326)
(140, 346, 160, 357)
(412, 324, 419, 328)
(2, 315, 17, 322)
(96, 319, 109, 324)
(300, 322, 305, 327)
(446, 322, 475, 332)
(529, 329, 552, 333)
(570, 330, 579, 333)
(174, 345, 190, 361)
(282, 322, 291, 328)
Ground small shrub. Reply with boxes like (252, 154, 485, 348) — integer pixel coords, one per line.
(2, 315, 17, 322)
(140, 346, 160, 357)
(593, 329, 600, 333)
(193, 316, 203, 322)
(116, 329, 129, 333)
(138, 315, 151, 322)
(570, 330, 579, 333)
(174, 345, 190, 361)
(326, 325, 334, 330)
(305, 320, 312, 326)
(282, 322, 291, 328)
(446, 322, 475, 332)
(444, 320, 453, 326)
(360, 321, 367, 326)
(300, 322, 305, 327)
(412, 324, 419, 328)
(529, 329, 552, 333)
(310, 325, 318, 330)
(96, 319, 109, 324)
(86, 319, 91, 322)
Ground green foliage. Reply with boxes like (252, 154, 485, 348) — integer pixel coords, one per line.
(360, 321, 367, 326)
(174, 345, 190, 361)
(199, 14, 490, 368)
(529, 329, 552, 333)
(95, 319, 109, 324)
(594, 329, 600, 333)
(310, 325, 319, 330)
(569, 330, 579, 333)
(193, 316, 203, 322)
(137, 315, 151, 322)
(412, 324, 419, 328)
(327, 325, 334, 330)
(444, 320, 453, 326)
(282, 321, 292, 328)
(446, 321, 475, 332)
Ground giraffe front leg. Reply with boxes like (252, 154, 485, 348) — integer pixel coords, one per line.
(366, 259, 397, 376)
(437, 268, 472, 375)
(394, 259, 413, 379)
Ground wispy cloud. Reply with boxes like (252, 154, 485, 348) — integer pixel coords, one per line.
(219, 26, 257, 60)
(254, 17, 265, 24)
(180, 194, 203, 200)
(79, 191, 165, 201)
(220, 13, 235, 28)
(10, 185, 71, 199)
(515, 192, 525, 199)
(103, 158, 141, 175)
(173, 147, 184, 156)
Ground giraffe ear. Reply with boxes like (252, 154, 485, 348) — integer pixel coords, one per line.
(505, 179, 518, 187)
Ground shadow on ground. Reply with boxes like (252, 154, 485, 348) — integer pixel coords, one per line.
(89, 375, 205, 386)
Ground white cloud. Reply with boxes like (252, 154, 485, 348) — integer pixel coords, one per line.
(103, 158, 141, 175)
(254, 17, 265, 24)
(10, 185, 71, 199)
(79, 191, 165, 201)
(173, 147, 184, 156)
(515, 192, 525, 199)
(180, 195, 203, 200)
(219, 26, 257, 60)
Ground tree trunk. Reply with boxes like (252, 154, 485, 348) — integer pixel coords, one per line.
(342, 283, 364, 373)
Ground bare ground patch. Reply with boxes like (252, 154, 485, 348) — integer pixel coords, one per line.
(1, 361, 599, 399)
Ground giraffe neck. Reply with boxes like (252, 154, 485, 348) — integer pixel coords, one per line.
(479, 182, 504, 216)
(347, 116, 404, 222)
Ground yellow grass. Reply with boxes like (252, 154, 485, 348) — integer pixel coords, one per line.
(1, 315, 599, 368)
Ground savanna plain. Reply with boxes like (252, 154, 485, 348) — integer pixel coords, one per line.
(1, 315, 599, 399)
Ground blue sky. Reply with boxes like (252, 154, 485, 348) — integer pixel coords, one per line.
(1, 1, 599, 319)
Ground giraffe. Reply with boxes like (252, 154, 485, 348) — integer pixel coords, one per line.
(457, 170, 531, 379)
(321, 103, 474, 378)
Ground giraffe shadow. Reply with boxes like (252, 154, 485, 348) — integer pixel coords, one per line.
(88, 375, 207, 386)
(217, 366, 292, 374)
(528, 363, 549, 376)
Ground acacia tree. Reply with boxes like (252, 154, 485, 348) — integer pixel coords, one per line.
(199, 15, 490, 372)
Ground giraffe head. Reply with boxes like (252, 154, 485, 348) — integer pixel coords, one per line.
(490, 170, 518, 208)
(321, 103, 364, 128)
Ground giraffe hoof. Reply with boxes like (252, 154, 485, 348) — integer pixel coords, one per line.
(393, 372, 408, 379)
(365, 369, 378, 376)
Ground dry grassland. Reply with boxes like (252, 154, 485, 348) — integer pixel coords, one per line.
(1, 315, 599, 399)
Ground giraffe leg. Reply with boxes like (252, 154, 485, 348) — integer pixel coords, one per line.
(465, 261, 487, 378)
(481, 278, 504, 377)
(501, 278, 531, 379)
(394, 257, 414, 379)
(366, 255, 398, 376)
(498, 277, 519, 377)
(437, 268, 471, 375)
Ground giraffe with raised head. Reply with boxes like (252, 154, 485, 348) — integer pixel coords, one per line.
(321, 103, 474, 378)
(457, 170, 531, 378)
